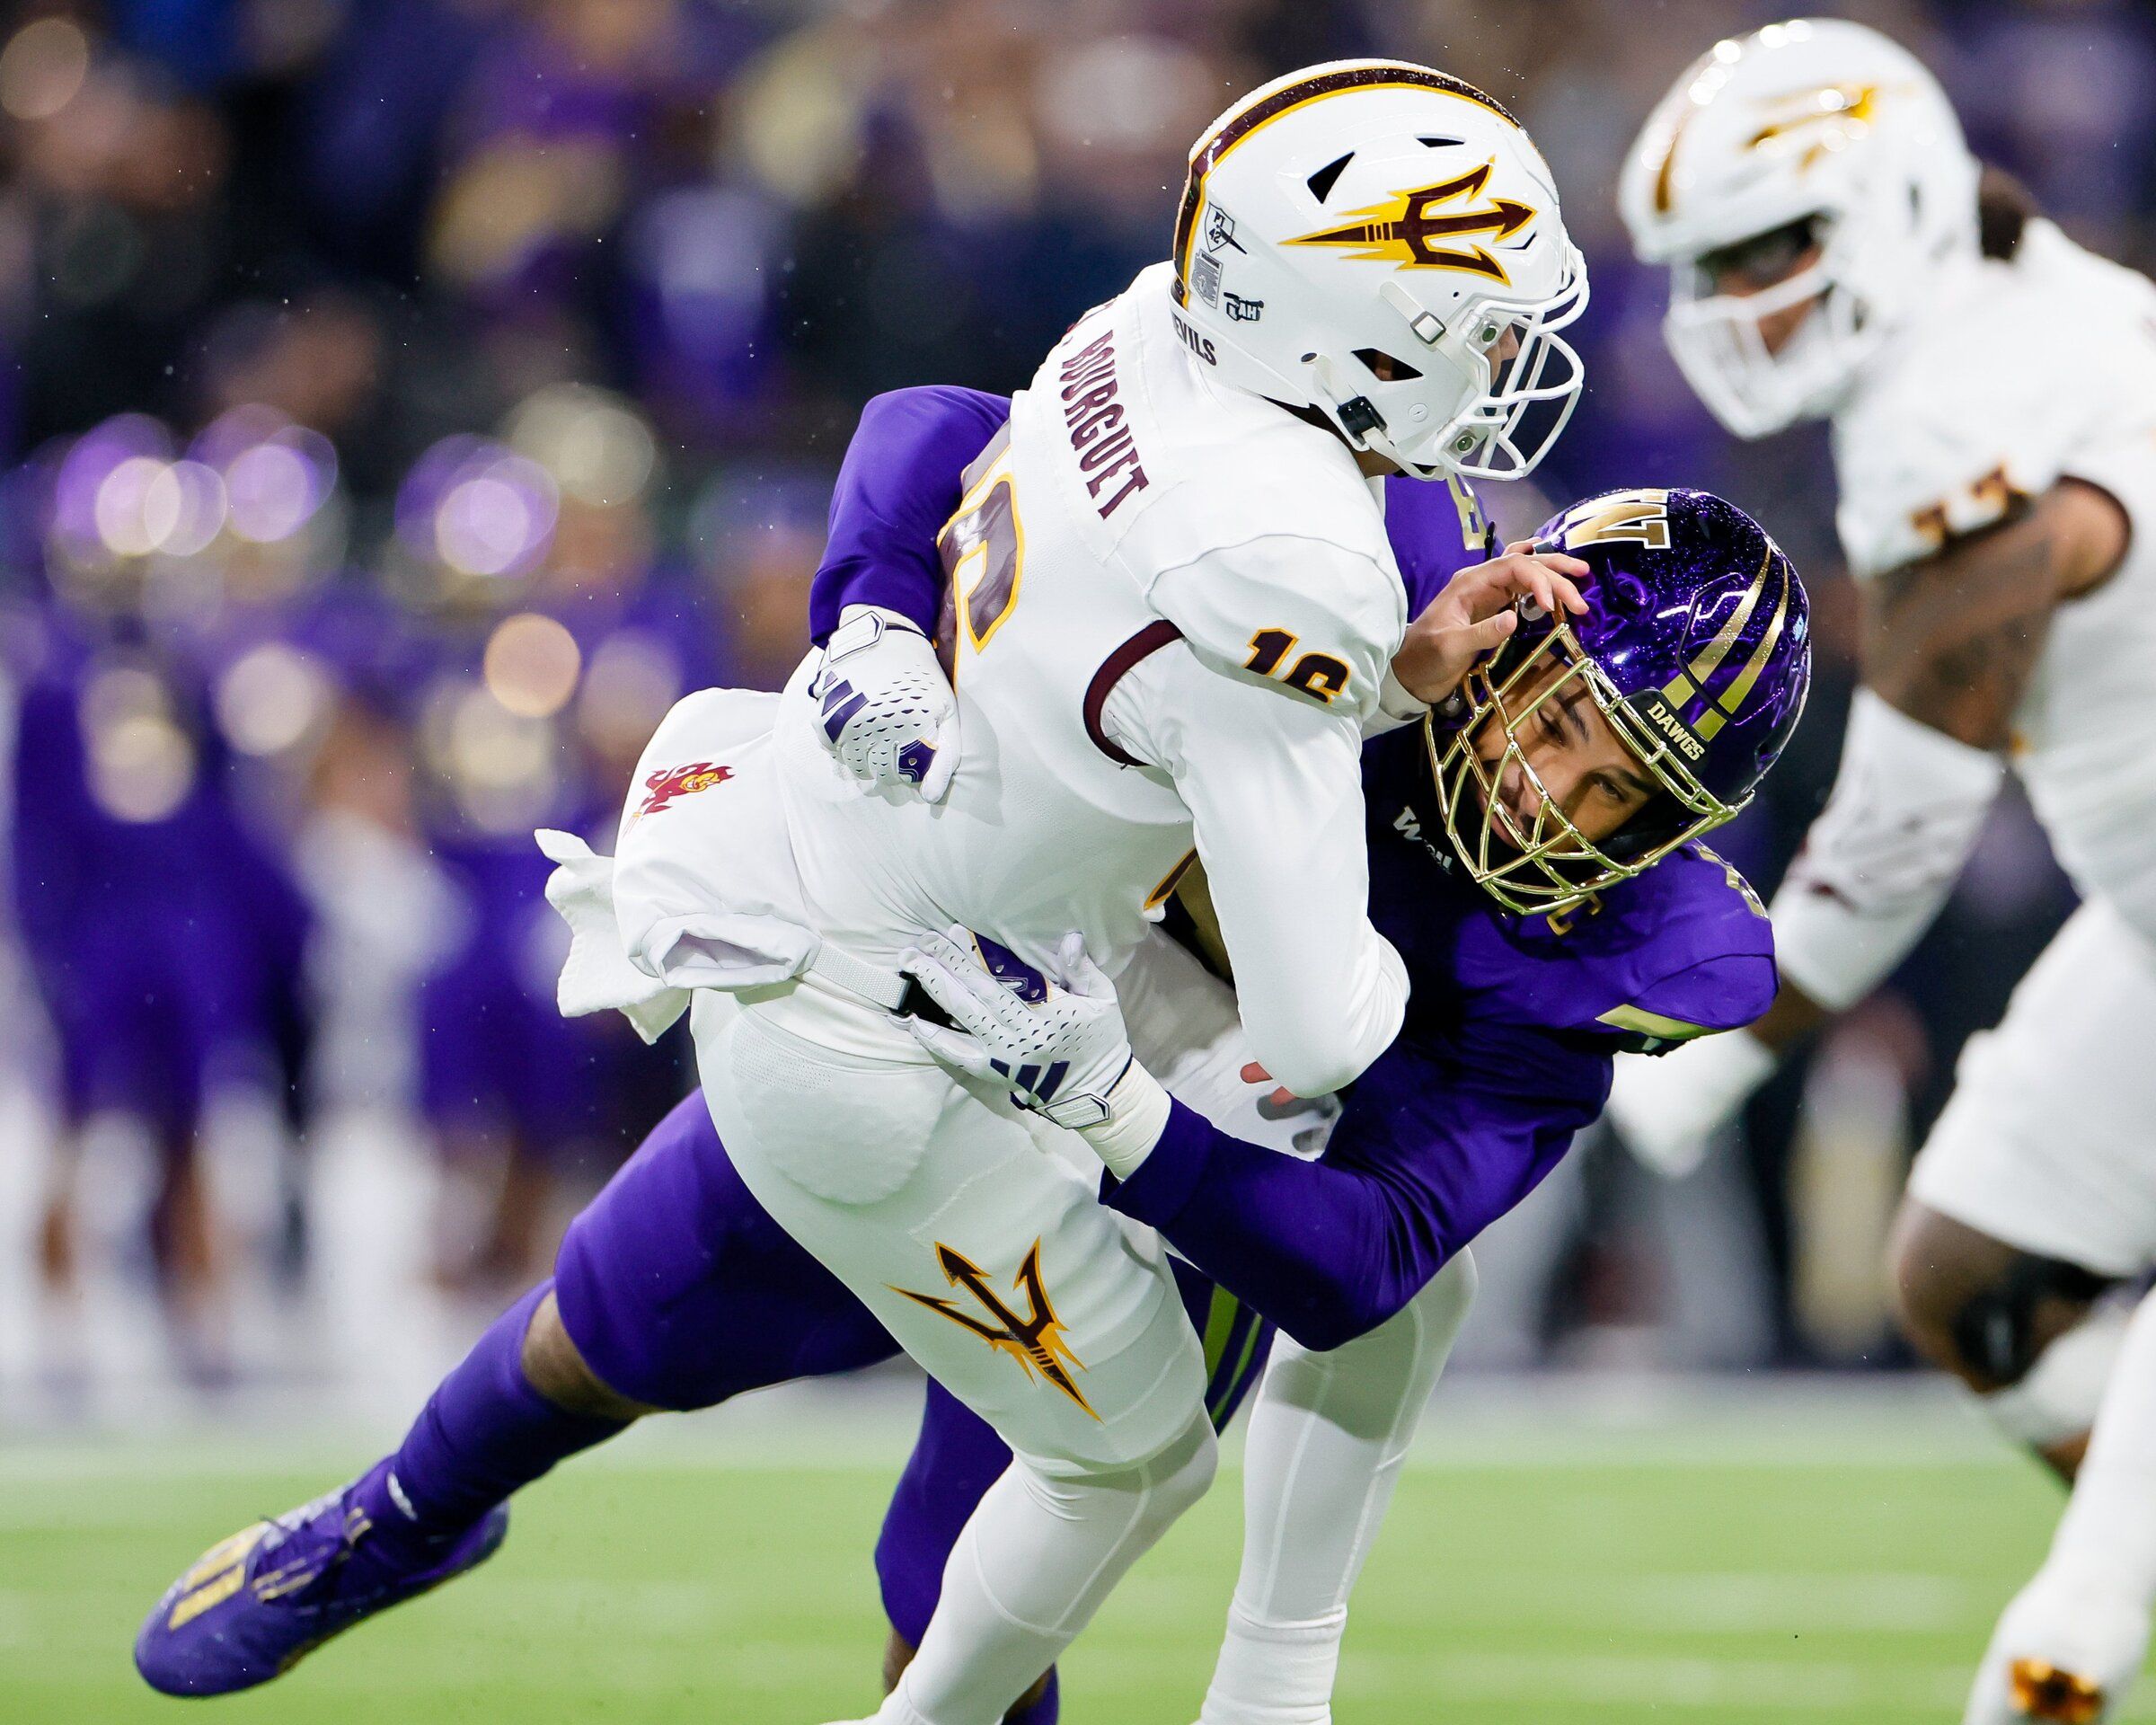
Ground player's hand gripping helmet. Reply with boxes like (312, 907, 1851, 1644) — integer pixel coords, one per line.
(1619, 18, 1978, 438)
(1427, 489, 1811, 916)
(1173, 59, 1587, 482)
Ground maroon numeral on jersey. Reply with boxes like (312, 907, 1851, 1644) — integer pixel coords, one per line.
(1244, 627, 1352, 705)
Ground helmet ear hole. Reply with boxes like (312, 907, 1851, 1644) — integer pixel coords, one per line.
(1305, 152, 1353, 202)
(1354, 348, 1423, 382)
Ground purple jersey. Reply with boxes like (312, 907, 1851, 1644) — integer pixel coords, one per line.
(1105, 728, 1774, 1349)
(412, 569, 720, 1153)
(12, 608, 310, 1131)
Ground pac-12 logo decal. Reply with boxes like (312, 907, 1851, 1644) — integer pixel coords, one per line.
(637, 760, 733, 818)
(893, 1240, 1096, 1418)
(1287, 160, 1534, 281)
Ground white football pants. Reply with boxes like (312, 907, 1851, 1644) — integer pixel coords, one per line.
(693, 986, 1213, 1725)
(1199, 1250, 1480, 1725)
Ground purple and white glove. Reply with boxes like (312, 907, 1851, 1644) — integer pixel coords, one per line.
(812, 605, 959, 801)
(902, 928, 1171, 1177)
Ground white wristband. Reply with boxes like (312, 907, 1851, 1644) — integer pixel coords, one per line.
(1080, 1061, 1173, 1180)
(1365, 664, 1431, 736)
(1772, 689, 2005, 1012)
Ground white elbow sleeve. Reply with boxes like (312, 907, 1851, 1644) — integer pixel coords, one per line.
(1772, 689, 2007, 1012)
(1253, 933, 1408, 1098)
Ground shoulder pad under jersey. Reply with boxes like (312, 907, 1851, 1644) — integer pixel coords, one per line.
(1833, 238, 2156, 579)
(1383, 473, 1495, 620)
(1465, 843, 1777, 1053)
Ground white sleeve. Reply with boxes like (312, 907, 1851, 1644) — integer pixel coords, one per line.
(1832, 248, 2156, 580)
(1113, 645, 1407, 1097)
(1145, 535, 1405, 727)
(1769, 689, 2006, 1012)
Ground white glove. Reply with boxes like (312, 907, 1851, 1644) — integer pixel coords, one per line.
(902, 928, 1171, 1178)
(1604, 1029, 1778, 1179)
(811, 605, 960, 801)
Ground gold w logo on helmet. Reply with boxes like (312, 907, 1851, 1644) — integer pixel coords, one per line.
(1555, 489, 1673, 552)
(1286, 161, 1534, 280)
(894, 1240, 1097, 1418)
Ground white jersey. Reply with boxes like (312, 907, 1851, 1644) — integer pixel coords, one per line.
(1832, 220, 2156, 911)
(764, 263, 1409, 1095)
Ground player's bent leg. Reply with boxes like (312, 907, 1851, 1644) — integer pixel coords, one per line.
(137, 1089, 904, 1696)
(880, 1384, 1061, 1725)
(873, 1409, 1218, 1725)
(1888, 1197, 2123, 1479)
(1199, 1250, 1479, 1725)
(699, 995, 1213, 1724)
(1964, 1288, 2156, 1724)
(1895, 900, 2156, 1480)
(874, 1267, 1275, 1725)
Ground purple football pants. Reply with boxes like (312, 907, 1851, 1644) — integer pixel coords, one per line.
(554, 1090, 1275, 1658)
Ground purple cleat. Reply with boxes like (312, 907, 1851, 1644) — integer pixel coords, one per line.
(135, 1461, 508, 1696)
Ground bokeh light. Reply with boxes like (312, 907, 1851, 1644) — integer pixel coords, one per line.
(507, 384, 659, 508)
(197, 408, 338, 545)
(401, 438, 559, 579)
(143, 460, 228, 556)
(0, 17, 90, 123)
(79, 665, 196, 823)
(482, 612, 582, 719)
(216, 642, 332, 756)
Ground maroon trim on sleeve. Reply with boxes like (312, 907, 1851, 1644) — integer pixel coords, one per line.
(1083, 619, 1185, 766)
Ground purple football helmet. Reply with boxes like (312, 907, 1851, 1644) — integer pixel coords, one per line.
(1427, 486, 1811, 914)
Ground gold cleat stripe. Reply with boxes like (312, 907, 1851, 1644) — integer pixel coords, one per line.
(168, 1562, 250, 1630)
(179, 1524, 269, 1589)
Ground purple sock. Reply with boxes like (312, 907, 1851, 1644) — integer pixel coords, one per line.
(355, 1282, 624, 1552)
(1004, 1669, 1058, 1725)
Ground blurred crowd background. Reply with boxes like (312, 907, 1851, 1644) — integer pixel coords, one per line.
(0, 0, 2143, 1419)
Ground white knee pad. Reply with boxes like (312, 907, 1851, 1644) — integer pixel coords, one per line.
(1264, 1247, 1480, 1441)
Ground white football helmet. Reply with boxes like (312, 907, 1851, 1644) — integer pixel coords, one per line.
(1619, 18, 1979, 438)
(1171, 59, 1587, 482)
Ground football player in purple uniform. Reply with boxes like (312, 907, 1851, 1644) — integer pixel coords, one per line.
(135, 387, 1808, 1725)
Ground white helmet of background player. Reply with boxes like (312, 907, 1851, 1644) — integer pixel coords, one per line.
(1619, 18, 1979, 438)
(1172, 59, 1588, 482)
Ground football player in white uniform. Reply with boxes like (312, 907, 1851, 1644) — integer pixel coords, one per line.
(1616, 19, 2156, 1722)
(624, 62, 1587, 1725)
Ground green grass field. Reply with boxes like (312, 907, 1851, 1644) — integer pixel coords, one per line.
(1, 1401, 2143, 1725)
